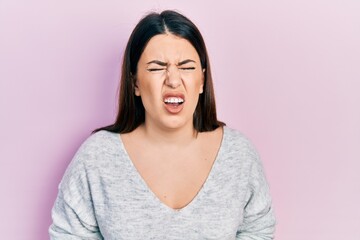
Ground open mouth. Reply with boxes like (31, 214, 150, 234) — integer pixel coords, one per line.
(163, 97, 184, 105)
(163, 93, 185, 113)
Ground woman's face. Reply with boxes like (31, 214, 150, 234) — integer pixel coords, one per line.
(135, 33, 204, 131)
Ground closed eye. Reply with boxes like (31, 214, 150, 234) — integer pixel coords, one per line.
(147, 68, 166, 72)
(179, 67, 196, 71)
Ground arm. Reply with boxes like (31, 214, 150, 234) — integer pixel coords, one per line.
(49, 192, 103, 239)
(49, 147, 103, 239)
(236, 158, 276, 239)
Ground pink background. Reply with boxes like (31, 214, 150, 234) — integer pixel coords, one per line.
(1, 0, 359, 239)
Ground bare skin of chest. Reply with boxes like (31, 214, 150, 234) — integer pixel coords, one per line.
(121, 127, 223, 210)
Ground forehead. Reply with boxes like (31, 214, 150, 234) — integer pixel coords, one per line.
(140, 33, 199, 61)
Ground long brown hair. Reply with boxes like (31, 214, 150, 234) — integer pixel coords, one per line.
(94, 10, 224, 134)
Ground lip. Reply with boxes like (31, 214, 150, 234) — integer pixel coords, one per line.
(162, 92, 185, 114)
(163, 92, 185, 101)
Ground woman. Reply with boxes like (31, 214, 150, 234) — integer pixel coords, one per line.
(49, 10, 275, 239)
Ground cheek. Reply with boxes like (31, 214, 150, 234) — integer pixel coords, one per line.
(183, 73, 203, 93)
(138, 79, 162, 102)
(137, 75, 157, 94)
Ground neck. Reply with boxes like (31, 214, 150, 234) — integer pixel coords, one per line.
(139, 122, 198, 147)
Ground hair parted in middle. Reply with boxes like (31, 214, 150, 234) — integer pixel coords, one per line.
(94, 10, 224, 134)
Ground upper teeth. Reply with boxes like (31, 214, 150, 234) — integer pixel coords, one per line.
(164, 97, 184, 104)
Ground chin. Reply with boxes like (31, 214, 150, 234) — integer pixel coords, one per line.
(159, 117, 192, 131)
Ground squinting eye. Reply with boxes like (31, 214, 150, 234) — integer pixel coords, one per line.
(179, 67, 196, 71)
(147, 68, 166, 72)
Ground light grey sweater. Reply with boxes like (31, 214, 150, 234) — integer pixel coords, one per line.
(49, 127, 275, 239)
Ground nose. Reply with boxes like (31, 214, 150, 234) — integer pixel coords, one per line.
(165, 65, 181, 89)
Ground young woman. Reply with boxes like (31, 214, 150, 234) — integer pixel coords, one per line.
(50, 10, 276, 240)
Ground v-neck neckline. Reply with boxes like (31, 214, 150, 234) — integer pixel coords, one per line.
(117, 127, 227, 214)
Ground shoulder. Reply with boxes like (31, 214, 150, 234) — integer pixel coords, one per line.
(64, 130, 121, 174)
(74, 130, 120, 160)
(59, 130, 121, 189)
(220, 127, 269, 188)
(223, 127, 259, 153)
(79, 130, 119, 151)
(223, 126, 250, 143)
(221, 126, 261, 165)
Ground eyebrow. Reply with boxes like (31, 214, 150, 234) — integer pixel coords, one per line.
(177, 59, 196, 66)
(146, 59, 196, 66)
(146, 60, 167, 66)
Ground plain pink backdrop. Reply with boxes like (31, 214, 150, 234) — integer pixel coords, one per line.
(1, 0, 359, 239)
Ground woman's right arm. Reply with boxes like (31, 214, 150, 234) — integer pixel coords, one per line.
(49, 191, 103, 239)
(49, 144, 103, 239)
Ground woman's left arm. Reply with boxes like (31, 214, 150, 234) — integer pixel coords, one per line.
(236, 158, 276, 239)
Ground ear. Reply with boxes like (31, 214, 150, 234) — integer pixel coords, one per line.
(132, 74, 141, 96)
(134, 84, 140, 96)
(199, 68, 205, 94)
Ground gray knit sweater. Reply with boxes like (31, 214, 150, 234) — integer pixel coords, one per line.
(49, 127, 275, 239)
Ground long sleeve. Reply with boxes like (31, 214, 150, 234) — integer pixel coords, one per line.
(49, 146, 103, 240)
(49, 128, 276, 239)
(236, 155, 276, 239)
